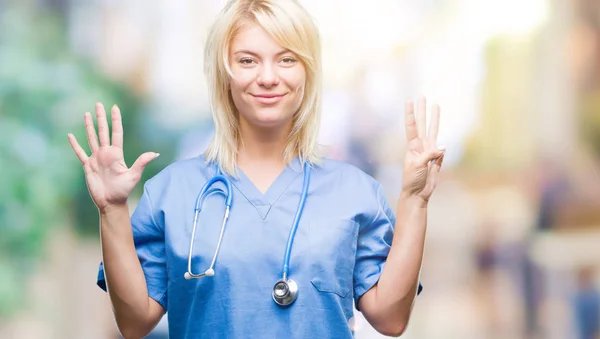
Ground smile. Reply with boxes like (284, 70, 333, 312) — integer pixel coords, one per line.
(251, 93, 286, 104)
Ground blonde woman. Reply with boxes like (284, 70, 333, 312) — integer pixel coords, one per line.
(68, 0, 445, 338)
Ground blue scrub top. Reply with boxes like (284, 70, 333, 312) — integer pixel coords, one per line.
(97, 155, 422, 338)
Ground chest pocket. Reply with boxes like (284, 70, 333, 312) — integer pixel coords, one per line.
(309, 218, 358, 298)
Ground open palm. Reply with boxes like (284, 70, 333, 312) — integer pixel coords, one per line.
(402, 97, 445, 202)
(68, 103, 158, 211)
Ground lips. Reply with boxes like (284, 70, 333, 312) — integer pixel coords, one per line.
(251, 93, 286, 104)
(252, 93, 285, 98)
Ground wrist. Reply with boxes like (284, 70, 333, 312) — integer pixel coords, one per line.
(99, 203, 129, 216)
(398, 191, 428, 208)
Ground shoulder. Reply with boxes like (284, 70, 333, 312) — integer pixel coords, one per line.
(312, 157, 395, 226)
(313, 157, 381, 192)
(312, 157, 386, 210)
(143, 155, 214, 193)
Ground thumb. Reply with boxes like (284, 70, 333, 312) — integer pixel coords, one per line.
(431, 152, 445, 173)
(418, 146, 446, 165)
(131, 152, 160, 175)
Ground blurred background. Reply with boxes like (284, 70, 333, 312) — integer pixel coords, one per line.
(1, 0, 600, 338)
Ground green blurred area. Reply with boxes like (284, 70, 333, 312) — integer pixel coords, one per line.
(0, 4, 174, 318)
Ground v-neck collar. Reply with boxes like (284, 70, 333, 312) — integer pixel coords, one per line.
(224, 157, 303, 220)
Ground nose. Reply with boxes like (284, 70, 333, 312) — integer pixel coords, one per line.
(256, 64, 279, 88)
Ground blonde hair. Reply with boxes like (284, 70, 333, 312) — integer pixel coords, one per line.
(203, 0, 322, 175)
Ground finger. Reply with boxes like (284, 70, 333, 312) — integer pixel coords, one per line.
(426, 153, 444, 193)
(68, 133, 89, 164)
(96, 102, 110, 147)
(418, 147, 445, 166)
(431, 152, 445, 173)
(131, 152, 160, 176)
(427, 104, 440, 144)
(84, 112, 99, 153)
(111, 105, 123, 149)
(427, 152, 445, 179)
(417, 96, 427, 139)
(404, 100, 418, 141)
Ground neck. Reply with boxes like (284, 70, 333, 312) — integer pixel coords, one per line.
(237, 119, 292, 167)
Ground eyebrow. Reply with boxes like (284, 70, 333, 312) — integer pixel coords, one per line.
(233, 49, 291, 57)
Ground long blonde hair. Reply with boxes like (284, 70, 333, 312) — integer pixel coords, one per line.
(203, 0, 322, 175)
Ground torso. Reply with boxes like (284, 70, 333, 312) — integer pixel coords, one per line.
(136, 155, 394, 338)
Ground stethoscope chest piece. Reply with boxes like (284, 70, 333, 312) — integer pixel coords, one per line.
(272, 278, 298, 306)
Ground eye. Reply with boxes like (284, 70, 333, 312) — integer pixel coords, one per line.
(239, 58, 256, 65)
(280, 57, 298, 65)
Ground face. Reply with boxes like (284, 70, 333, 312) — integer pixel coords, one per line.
(228, 22, 306, 131)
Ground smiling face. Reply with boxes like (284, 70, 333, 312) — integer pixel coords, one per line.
(228, 21, 306, 131)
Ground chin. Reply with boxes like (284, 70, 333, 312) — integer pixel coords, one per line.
(250, 109, 293, 128)
(252, 117, 289, 129)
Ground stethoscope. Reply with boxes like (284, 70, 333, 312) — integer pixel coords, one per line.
(184, 162, 311, 307)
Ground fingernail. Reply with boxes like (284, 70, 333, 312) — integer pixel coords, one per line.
(155, 153, 160, 158)
(112, 104, 118, 110)
(437, 144, 446, 151)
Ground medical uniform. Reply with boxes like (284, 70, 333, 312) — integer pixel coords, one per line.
(97, 155, 422, 338)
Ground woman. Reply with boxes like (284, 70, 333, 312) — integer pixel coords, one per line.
(68, 0, 445, 338)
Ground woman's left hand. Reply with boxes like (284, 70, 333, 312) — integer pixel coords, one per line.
(401, 97, 446, 202)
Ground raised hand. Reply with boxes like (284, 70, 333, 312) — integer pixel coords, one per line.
(401, 97, 445, 202)
(68, 103, 159, 212)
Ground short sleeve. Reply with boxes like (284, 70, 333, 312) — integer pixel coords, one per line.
(96, 183, 168, 310)
(353, 183, 423, 310)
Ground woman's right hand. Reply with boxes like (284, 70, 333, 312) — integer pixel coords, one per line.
(68, 103, 159, 213)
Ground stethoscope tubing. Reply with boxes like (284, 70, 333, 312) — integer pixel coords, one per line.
(185, 162, 311, 307)
(282, 164, 311, 280)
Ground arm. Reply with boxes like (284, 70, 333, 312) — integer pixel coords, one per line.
(358, 97, 445, 336)
(358, 193, 427, 336)
(68, 103, 162, 339)
(100, 204, 165, 339)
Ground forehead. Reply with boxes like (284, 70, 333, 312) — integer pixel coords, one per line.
(230, 21, 285, 54)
